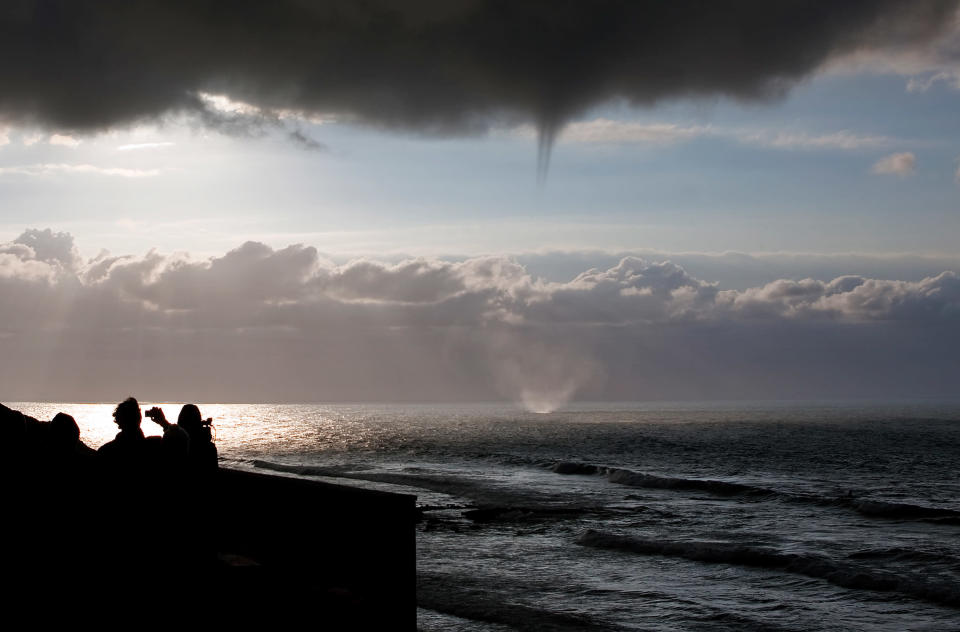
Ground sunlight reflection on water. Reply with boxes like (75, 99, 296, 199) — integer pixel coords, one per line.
(10, 402, 345, 452)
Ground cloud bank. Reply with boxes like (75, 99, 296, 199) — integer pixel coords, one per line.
(0, 1, 956, 168)
(1, 230, 958, 404)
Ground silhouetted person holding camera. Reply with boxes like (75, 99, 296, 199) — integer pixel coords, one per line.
(146, 404, 218, 475)
(94, 396, 173, 602)
(145, 404, 219, 573)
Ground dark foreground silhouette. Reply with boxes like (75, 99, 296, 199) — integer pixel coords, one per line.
(1, 400, 416, 628)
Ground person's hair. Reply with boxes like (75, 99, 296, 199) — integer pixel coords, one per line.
(178, 404, 211, 442)
(112, 397, 141, 431)
(177, 404, 201, 429)
(50, 412, 80, 447)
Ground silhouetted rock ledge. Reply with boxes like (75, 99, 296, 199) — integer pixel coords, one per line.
(214, 468, 418, 628)
(2, 442, 417, 628)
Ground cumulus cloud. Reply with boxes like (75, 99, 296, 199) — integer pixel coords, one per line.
(739, 130, 893, 151)
(872, 152, 916, 175)
(10, 228, 81, 270)
(3, 230, 958, 329)
(1, 230, 958, 403)
(116, 142, 174, 152)
(906, 70, 960, 91)
(0, 1, 955, 171)
(515, 250, 960, 295)
(554, 120, 709, 146)
(832, 10, 960, 91)
(716, 273, 960, 320)
(2, 231, 957, 327)
(48, 133, 80, 147)
(550, 119, 894, 151)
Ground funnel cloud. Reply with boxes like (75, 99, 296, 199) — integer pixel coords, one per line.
(1, 1, 956, 168)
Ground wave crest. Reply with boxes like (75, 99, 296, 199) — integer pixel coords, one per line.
(576, 530, 960, 608)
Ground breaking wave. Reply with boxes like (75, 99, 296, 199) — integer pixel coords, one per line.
(605, 468, 777, 497)
(550, 462, 960, 524)
(576, 530, 960, 609)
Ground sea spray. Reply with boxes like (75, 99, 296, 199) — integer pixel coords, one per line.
(485, 328, 602, 413)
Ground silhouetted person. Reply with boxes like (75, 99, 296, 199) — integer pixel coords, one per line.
(49, 412, 79, 446)
(0, 406, 95, 609)
(34, 412, 99, 600)
(146, 404, 218, 474)
(161, 420, 191, 467)
(49, 412, 97, 469)
(180, 404, 218, 474)
(94, 397, 170, 599)
(1, 404, 92, 473)
(98, 397, 143, 466)
(145, 404, 219, 572)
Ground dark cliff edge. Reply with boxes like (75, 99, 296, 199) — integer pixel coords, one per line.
(215, 467, 418, 628)
(3, 460, 417, 628)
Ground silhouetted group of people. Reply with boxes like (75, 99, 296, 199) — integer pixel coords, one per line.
(1, 396, 217, 480)
(1, 398, 219, 618)
(96, 397, 218, 475)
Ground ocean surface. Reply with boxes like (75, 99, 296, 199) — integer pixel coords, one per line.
(14, 400, 960, 631)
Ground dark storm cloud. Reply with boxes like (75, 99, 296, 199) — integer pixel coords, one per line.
(2, 230, 959, 404)
(0, 0, 956, 162)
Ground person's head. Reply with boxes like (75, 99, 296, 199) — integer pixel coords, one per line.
(177, 404, 202, 430)
(177, 404, 211, 442)
(112, 397, 141, 431)
(50, 412, 80, 450)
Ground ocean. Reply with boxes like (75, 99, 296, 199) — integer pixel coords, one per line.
(14, 400, 960, 631)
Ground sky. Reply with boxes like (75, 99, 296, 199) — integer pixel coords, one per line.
(1, 1, 959, 405)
